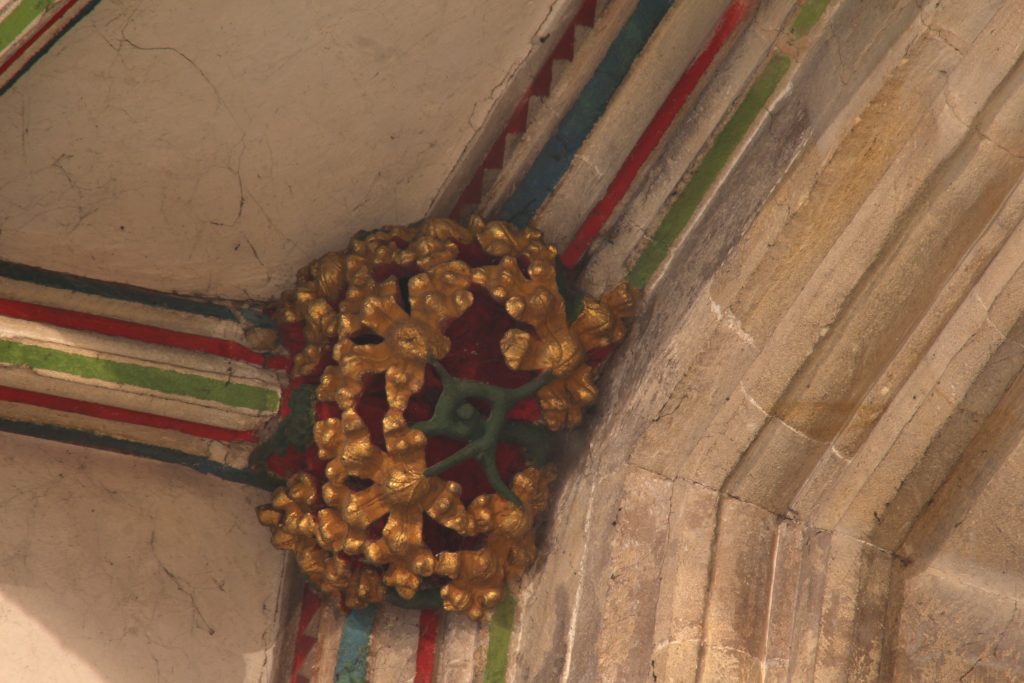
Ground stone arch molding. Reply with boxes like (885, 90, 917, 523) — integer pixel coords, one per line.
(507, 1, 1024, 681)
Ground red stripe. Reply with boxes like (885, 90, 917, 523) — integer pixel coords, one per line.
(414, 609, 440, 683)
(578, 0, 597, 27)
(560, 0, 750, 268)
(534, 60, 553, 98)
(506, 96, 530, 135)
(290, 635, 316, 683)
(0, 298, 288, 370)
(449, 0, 597, 219)
(552, 24, 575, 61)
(484, 136, 506, 169)
(0, 385, 260, 442)
(0, 0, 85, 80)
(289, 587, 321, 683)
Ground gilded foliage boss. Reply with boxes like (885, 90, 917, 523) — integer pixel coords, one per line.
(255, 216, 635, 618)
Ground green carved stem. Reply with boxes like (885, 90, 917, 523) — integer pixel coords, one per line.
(414, 360, 552, 505)
(249, 383, 316, 471)
(385, 586, 444, 610)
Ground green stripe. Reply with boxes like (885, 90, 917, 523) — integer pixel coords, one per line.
(791, 0, 831, 38)
(0, 0, 104, 98)
(0, 417, 281, 489)
(628, 54, 792, 289)
(0, 0, 54, 51)
(0, 339, 279, 412)
(483, 592, 515, 683)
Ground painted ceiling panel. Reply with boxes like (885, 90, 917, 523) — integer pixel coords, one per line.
(0, 0, 569, 299)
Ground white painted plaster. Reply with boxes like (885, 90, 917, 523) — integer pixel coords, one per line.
(0, 0, 568, 300)
(0, 432, 288, 682)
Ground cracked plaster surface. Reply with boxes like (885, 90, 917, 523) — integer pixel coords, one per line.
(0, 431, 287, 683)
(0, 0, 567, 300)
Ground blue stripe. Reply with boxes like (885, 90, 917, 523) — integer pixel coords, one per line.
(335, 605, 378, 683)
(0, 259, 246, 322)
(498, 0, 675, 226)
(0, 417, 281, 489)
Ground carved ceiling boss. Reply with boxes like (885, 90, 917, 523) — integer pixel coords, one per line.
(254, 217, 636, 618)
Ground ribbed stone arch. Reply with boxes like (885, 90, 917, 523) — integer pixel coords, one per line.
(508, 1, 1024, 680)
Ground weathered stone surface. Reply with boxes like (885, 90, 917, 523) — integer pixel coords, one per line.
(510, 465, 673, 682)
(631, 289, 761, 479)
(507, 465, 628, 682)
(650, 480, 719, 683)
(762, 521, 806, 683)
(785, 528, 834, 681)
(699, 497, 776, 681)
(309, 607, 345, 683)
(724, 414, 826, 514)
(366, 605, 420, 683)
(892, 569, 1024, 682)
(508, 4, 1024, 681)
(435, 613, 486, 683)
(591, 467, 673, 681)
(811, 536, 893, 682)
(0, 433, 288, 683)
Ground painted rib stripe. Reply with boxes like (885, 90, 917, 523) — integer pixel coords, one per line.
(627, 53, 792, 288)
(0, 2, 19, 22)
(561, 0, 750, 268)
(792, 0, 831, 37)
(497, 0, 674, 226)
(0, 0, 53, 51)
(0, 417, 279, 488)
(2, 367, 269, 423)
(0, 397, 245, 462)
(0, 297, 288, 369)
(0, 339, 279, 411)
(0, 275, 253, 345)
(482, 593, 515, 683)
(447, 0, 597, 219)
(0, 364, 268, 429)
(0, 0, 97, 95)
(335, 605, 377, 683)
(0, 385, 258, 442)
(413, 610, 439, 683)
(289, 587, 322, 683)
(0, 260, 244, 322)
(0, 313, 278, 389)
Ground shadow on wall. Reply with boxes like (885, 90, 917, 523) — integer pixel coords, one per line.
(891, 398, 1024, 680)
(0, 432, 289, 683)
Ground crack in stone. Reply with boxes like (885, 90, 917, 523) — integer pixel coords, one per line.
(18, 93, 28, 163)
(918, 11, 966, 57)
(116, 22, 242, 133)
(210, 133, 250, 229)
(693, 494, 725, 682)
(48, 153, 100, 234)
(244, 235, 265, 267)
(826, 23, 850, 87)
(958, 600, 1018, 681)
(942, 85, 1024, 161)
(150, 533, 217, 636)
